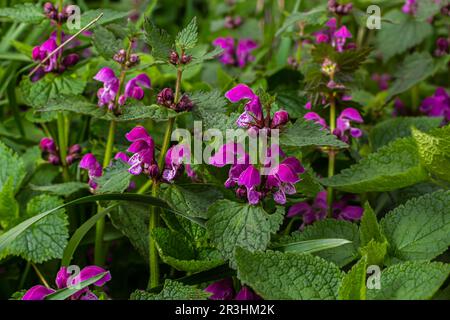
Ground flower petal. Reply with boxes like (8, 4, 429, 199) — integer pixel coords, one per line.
(22, 285, 55, 300)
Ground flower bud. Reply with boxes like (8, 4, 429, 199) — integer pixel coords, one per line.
(271, 110, 289, 128)
(62, 53, 79, 67)
(48, 154, 60, 165)
(236, 186, 247, 199)
(176, 95, 194, 112)
(180, 54, 192, 65)
(148, 164, 159, 179)
(157, 88, 175, 107)
(169, 51, 179, 65)
(68, 144, 81, 155)
(39, 137, 56, 153)
(43, 2, 54, 13)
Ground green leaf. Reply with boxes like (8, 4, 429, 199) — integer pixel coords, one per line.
(62, 206, 116, 266)
(30, 182, 88, 196)
(152, 228, 223, 273)
(274, 91, 308, 119)
(78, 9, 129, 28)
(412, 126, 450, 183)
(367, 261, 450, 300)
(370, 116, 442, 151)
(236, 248, 343, 300)
(359, 203, 385, 246)
(143, 18, 173, 61)
(381, 190, 450, 263)
(92, 26, 123, 59)
(94, 159, 132, 194)
(20, 75, 86, 109)
(0, 141, 26, 192)
(359, 239, 388, 266)
(206, 200, 283, 266)
(0, 178, 19, 229)
(387, 52, 434, 100)
(276, 7, 327, 37)
(323, 137, 428, 193)
(338, 256, 368, 300)
(294, 168, 323, 197)
(275, 219, 360, 267)
(176, 17, 198, 50)
(0, 3, 45, 24)
(272, 238, 352, 254)
(109, 202, 149, 260)
(45, 272, 109, 300)
(131, 279, 210, 300)
(281, 118, 348, 149)
(4, 195, 68, 263)
(163, 184, 224, 219)
(377, 10, 432, 61)
(0, 193, 199, 255)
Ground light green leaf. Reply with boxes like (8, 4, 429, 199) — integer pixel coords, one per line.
(360, 239, 388, 266)
(5, 195, 68, 263)
(370, 116, 442, 151)
(338, 256, 368, 300)
(381, 190, 450, 263)
(275, 219, 360, 267)
(276, 7, 327, 37)
(176, 17, 198, 50)
(0, 141, 26, 192)
(94, 159, 131, 194)
(412, 125, 450, 183)
(163, 184, 224, 219)
(92, 26, 123, 59)
(236, 248, 343, 300)
(281, 118, 348, 149)
(377, 10, 432, 61)
(78, 9, 129, 28)
(152, 228, 223, 273)
(143, 18, 173, 61)
(323, 137, 428, 193)
(360, 203, 385, 246)
(131, 279, 210, 300)
(0, 3, 45, 24)
(387, 52, 434, 100)
(272, 238, 351, 254)
(30, 182, 88, 196)
(367, 261, 450, 300)
(0, 178, 19, 229)
(206, 200, 283, 266)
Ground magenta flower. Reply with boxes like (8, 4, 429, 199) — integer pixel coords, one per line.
(334, 108, 364, 142)
(22, 265, 111, 300)
(304, 112, 328, 128)
(39, 137, 56, 153)
(435, 38, 449, 57)
(162, 144, 196, 182)
(225, 84, 265, 129)
(402, 0, 418, 15)
(213, 37, 258, 68)
(271, 110, 289, 128)
(288, 191, 363, 229)
(267, 157, 305, 205)
(125, 126, 157, 176)
(118, 74, 151, 105)
(420, 87, 450, 123)
(32, 37, 59, 73)
(205, 278, 261, 300)
(333, 26, 352, 52)
(79, 153, 103, 189)
(314, 18, 354, 52)
(94, 67, 120, 110)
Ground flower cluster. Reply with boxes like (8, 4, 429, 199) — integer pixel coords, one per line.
(205, 278, 261, 300)
(22, 265, 111, 300)
(157, 88, 194, 112)
(314, 18, 354, 52)
(113, 48, 140, 68)
(225, 84, 289, 130)
(304, 108, 363, 143)
(434, 37, 449, 57)
(94, 68, 151, 110)
(213, 37, 258, 68)
(288, 191, 363, 229)
(420, 87, 450, 123)
(43, 2, 73, 24)
(31, 33, 79, 81)
(39, 137, 81, 165)
(169, 50, 192, 65)
(327, 0, 353, 15)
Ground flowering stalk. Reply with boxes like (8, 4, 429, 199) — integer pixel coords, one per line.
(327, 94, 336, 217)
(94, 41, 133, 266)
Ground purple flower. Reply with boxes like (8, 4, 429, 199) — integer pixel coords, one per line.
(22, 265, 111, 300)
(314, 18, 354, 52)
(420, 87, 450, 123)
(94, 67, 120, 110)
(205, 278, 261, 300)
(32, 37, 59, 73)
(304, 112, 328, 128)
(213, 37, 258, 68)
(271, 110, 289, 128)
(119, 73, 151, 105)
(435, 37, 450, 57)
(39, 137, 56, 153)
(333, 26, 352, 52)
(334, 108, 364, 142)
(125, 126, 157, 176)
(225, 84, 263, 128)
(65, 144, 82, 165)
(162, 144, 195, 182)
(79, 153, 103, 189)
(267, 157, 304, 205)
(288, 191, 363, 229)
(402, 0, 418, 15)
(208, 142, 247, 167)
(237, 165, 261, 204)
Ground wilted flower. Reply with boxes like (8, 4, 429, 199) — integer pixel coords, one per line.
(420, 87, 450, 123)
(213, 37, 258, 68)
(22, 266, 111, 300)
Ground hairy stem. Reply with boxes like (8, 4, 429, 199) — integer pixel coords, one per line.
(327, 95, 336, 217)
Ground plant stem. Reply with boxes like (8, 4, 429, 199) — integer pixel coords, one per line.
(57, 113, 70, 181)
(17, 261, 31, 290)
(31, 263, 50, 289)
(327, 95, 336, 217)
(147, 57, 183, 289)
